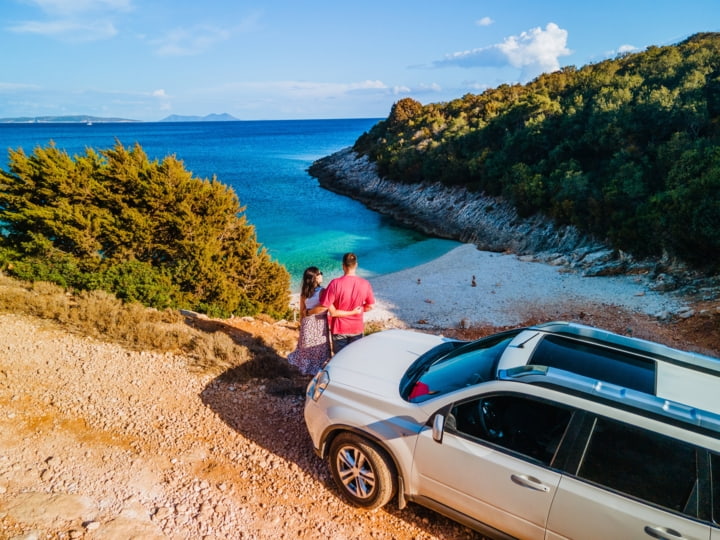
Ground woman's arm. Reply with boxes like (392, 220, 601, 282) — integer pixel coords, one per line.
(327, 305, 363, 317)
(307, 304, 328, 315)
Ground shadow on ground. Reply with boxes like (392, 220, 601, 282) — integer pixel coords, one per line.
(199, 355, 481, 539)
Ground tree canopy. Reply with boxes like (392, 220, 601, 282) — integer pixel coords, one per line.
(0, 141, 290, 317)
(354, 33, 720, 271)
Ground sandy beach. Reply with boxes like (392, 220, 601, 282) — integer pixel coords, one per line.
(360, 243, 686, 329)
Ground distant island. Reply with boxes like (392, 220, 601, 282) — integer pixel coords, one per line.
(159, 113, 239, 122)
(0, 113, 239, 124)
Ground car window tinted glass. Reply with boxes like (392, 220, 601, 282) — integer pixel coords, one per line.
(532, 335, 656, 394)
(449, 395, 572, 465)
(712, 453, 720, 525)
(408, 334, 515, 401)
(577, 417, 698, 516)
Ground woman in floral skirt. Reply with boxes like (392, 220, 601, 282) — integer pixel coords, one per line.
(287, 266, 359, 375)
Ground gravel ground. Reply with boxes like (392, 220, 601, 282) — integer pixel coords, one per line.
(1, 245, 716, 540)
(0, 313, 479, 540)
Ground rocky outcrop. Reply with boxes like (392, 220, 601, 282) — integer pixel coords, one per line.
(309, 148, 720, 302)
(311, 149, 626, 271)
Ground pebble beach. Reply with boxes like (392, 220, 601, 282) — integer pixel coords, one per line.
(364, 243, 686, 329)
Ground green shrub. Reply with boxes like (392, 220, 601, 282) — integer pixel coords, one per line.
(0, 142, 290, 316)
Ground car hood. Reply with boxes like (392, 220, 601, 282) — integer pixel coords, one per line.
(326, 329, 447, 397)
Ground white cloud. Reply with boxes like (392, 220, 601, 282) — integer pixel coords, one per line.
(616, 44, 639, 54)
(152, 25, 232, 56)
(476, 17, 494, 27)
(9, 18, 117, 40)
(432, 22, 571, 81)
(152, 89, 168, 98)
(0, 82, 41, 92)
(8, 0, 131, 40)
(149, 13, 260, 56)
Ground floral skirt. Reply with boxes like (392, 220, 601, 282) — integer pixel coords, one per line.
(287, 312, 331, 375)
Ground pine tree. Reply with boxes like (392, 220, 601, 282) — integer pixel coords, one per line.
(0, 141, 290, 317)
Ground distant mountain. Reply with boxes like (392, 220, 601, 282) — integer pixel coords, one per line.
(159, 113, 239, 122)
(0, 115, 138, 124)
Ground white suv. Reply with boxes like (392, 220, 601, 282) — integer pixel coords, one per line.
(304, 323, 720, 539)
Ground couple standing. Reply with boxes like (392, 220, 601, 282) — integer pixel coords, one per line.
(287, 252, 375, 375)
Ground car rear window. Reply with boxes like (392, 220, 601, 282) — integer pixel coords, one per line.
(405, 332, 517, 402)
(531, 335, 656, 394)
(577, 417, 699, 516)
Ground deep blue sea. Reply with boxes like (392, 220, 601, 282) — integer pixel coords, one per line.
(0, 119, 460, 290)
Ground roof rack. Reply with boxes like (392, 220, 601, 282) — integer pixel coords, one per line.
(500, 364, 720, 435)
(530, 321, 720, 375)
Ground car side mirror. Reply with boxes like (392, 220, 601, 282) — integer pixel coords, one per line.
(432, 413, 445, 443)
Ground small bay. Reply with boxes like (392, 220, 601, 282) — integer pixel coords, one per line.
(0, 119, 460, 290)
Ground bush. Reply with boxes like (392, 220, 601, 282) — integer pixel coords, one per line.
(0, 142, 291, 316)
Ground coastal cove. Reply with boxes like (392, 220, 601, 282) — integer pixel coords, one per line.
(0, 120, 460, 290)
(307, 147, 720, 326)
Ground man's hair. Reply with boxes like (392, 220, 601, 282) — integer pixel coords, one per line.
(342, 252, 358, 268)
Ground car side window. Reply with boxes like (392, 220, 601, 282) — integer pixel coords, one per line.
(712, 453, 720, 525)
(450, 395, 572, 465)
(577, 417, 699, 517)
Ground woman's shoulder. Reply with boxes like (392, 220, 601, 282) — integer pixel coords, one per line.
(307, 286, 324, 301)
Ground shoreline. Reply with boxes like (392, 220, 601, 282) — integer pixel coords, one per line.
(350, 244, 688, 329)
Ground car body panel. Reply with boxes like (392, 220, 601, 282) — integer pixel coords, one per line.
(412, 427, 559, 539)
(326, 329, 446, 397)
(546, 476, 710, 540)
(657, 361, 720, 414)
(304, 329, 447, 454)
(496, 330, 540, 371)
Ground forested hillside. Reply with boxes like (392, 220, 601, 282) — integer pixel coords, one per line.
(354, 32, 720, 271)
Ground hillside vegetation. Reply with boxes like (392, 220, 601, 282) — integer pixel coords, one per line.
(354, 32, 720, 271)
(0, 142, 290, 318)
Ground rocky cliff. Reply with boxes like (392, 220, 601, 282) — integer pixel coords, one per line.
(310, 148, 627, 275)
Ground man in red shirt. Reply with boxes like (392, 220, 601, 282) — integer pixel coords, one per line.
(321, 252, 375, 354)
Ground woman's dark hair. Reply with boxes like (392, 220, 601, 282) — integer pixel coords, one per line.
(300, 266, 322, 299)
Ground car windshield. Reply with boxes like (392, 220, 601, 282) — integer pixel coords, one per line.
(401, 330, 519, 402)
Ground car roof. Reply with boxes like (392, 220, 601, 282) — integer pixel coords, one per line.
(530, 321, 720, 376)
(500, 364, 720, 436)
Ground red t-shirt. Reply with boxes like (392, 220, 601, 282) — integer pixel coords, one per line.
(321, 275, 375, 335)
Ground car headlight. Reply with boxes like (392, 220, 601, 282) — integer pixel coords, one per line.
(307, 369, 330, 401)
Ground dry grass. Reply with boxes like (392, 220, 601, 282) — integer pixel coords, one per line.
(0, 272, 291, 378)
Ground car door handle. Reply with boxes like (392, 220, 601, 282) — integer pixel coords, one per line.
(510, 474, 550, 492)
(643, 525, 687, 540)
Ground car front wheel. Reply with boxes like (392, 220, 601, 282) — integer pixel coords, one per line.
(328, 432, 396, 509)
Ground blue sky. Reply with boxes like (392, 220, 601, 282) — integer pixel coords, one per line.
(1, 0, 717, 121)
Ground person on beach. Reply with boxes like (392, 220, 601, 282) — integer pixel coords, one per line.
(287, 266, 359, 375)
(321, 252, 375, 354)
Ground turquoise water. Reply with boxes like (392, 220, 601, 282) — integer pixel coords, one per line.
(0, 120, 460, 290)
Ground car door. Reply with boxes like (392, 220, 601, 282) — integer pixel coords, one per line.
(411, 394, 572, 540)
(711, 453, 720, 539)
(546, 416, 711, 540)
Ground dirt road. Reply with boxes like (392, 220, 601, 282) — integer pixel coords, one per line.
(0, 313, 477, 539)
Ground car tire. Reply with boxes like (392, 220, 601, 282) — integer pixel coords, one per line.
(328, 432, 396, 509)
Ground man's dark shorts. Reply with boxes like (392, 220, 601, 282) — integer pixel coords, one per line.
(332, 333, 363, 354)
